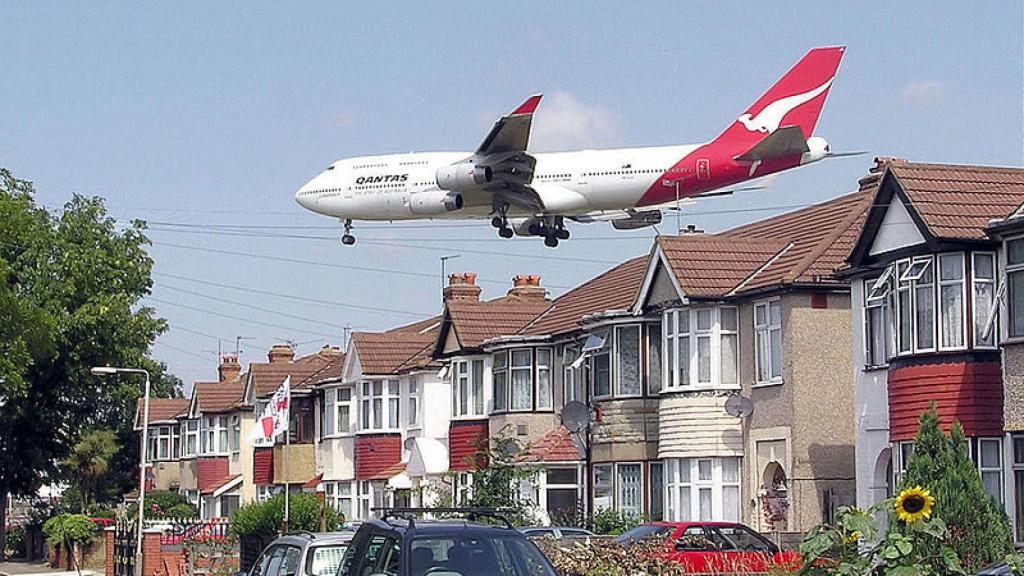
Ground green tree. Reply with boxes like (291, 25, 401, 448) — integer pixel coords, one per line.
(61, 429, 118, 513)
(0, 168, 180, 557)
(458, 432, 536, 527)
(899, 407, 1013, 571)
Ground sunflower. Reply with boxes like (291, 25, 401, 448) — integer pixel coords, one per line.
(894, 486, 935, 523)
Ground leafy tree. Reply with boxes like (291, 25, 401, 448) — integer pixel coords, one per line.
(457, 432, 536, 527)
(127, 490, 197, 519)
(61, 429, 118, 513)
(898, 407, 1013, 571)
(0, 168, 180, 557)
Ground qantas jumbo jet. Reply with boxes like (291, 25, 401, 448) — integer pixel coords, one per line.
(295, 46, 854, 247)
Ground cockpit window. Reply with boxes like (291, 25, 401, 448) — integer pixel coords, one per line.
(327, 165, 335, 170)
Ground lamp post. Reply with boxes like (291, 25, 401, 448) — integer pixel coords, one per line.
(92, 366, 150, 576)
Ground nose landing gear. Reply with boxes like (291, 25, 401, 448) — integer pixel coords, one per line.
(340, 219, 356, 246)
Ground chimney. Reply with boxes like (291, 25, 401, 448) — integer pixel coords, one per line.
(443, 272, 482, 302)
(268, 343, 295, 364)
(859, 156, 907, 190)
(680, 224, 704, 235)
(218, 354, 241, 382)
(507, 274, 546, 300)
(318, 345, 343, 359)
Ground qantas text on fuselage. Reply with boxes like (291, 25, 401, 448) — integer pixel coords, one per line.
(295, 46, 852, 247)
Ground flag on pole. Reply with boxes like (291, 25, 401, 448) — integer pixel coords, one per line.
(250, 376, 291, 442)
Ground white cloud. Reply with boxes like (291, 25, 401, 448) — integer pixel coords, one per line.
(901, 81, 942, 104)
(529, 91, 623, 152)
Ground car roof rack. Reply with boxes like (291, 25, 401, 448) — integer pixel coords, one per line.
(284, 530, 317, 538)
(372, 507, 515, 530)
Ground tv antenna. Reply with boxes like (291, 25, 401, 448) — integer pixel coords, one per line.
(235, 336, 257, 357)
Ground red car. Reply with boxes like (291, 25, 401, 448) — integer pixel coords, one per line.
(615, 522, 800, 574)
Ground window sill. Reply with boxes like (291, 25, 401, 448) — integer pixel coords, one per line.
(355, 429, 402, 435)
(660, 384, 741, 394)
(752, 380, 784, 389)
(451, 414, 488, 421)
(862, 364, 889, 373)
(1002, 336, 1024, 346)
(321, 433, 355, 440)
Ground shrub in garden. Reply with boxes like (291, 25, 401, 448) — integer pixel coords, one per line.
(535, 537, 685, 576)
(42, 513, 97, 554)
(230, 493, 341, 536)
(591, 507, 639, 535)
(898, 408, 1013, 571)
(4, 525, 26, 558)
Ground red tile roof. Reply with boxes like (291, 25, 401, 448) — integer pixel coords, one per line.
(520, 426, 582, 463)
(135, 398, 190, 426)
(249, 347, 343, 397)
(886, 161, 1024, 240)
(656, 236, 791, 297)
(446, 297, 553, 348)
(200, 474, 241, 496)
(193, 380, 245, 414)
(351, 331, 439, 375)
(520, 257, 648, 336)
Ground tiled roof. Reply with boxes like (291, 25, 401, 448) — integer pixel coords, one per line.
(249, 348, 343, 397)
(351, 331, 439, 375)
(447, 297, 553, 348)
(300, 353, 345, 387)
(193, 380, 245, 414)
(887, 162, 1024, 240)
(386, 315, 442, 334)
(656, 236, 791, 298)
(520, 257, 648, 336)
(135, 398, 190, 426)
(520, 426, 582, 463)
(724, 189, 873, 291)
(201, 474, 241, 496)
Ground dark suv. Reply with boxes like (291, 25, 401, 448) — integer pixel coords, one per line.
(337, 508, 557, 576)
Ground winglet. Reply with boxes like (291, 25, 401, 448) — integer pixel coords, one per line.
(511, 94, 543, 115)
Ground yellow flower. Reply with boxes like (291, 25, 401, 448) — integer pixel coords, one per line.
(894, 486, 935, 523)
(844, 531, 861, 545)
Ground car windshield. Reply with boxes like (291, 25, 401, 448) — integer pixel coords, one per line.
(615, 524, 672, 545)
(307, 544, 348, 576)
(409, 535, 556, 576)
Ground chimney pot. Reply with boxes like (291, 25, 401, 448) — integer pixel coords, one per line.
(268, 343, 295, 364)
(443, 271, 482, 302)
(218, 354, 241, 382)
(508, 274, 546, 300)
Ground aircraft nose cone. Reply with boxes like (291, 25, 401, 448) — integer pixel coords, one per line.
(295, 181, 316, 210)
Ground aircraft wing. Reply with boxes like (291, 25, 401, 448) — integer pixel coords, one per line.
(477, 95, 542, 155)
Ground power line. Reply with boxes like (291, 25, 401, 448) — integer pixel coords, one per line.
(156, 283, 356, 330)
(154, 340, 215, 362)
(166, 323, 236, 342)
(153, 271, 433, 317)
(147, 296, 342, 339)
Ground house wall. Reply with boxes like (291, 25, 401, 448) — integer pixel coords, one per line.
(150, 462, 181, 491)
(353, 434, 401, 480)
(657, 394, 743, 458)
(238, 411, 256, 502)
(178, 459, 198, 491)
(592, 398, 659, 462)
(1005, 344, 1024, 432)
(318, 437, 356, 481)
(490, 413, 560, 448)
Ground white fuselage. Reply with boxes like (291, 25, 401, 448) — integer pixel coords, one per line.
(294, 144, 700, 221)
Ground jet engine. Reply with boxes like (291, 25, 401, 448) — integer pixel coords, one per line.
(408, 190, 464, 215)
(611, 210, 662, 230)
(801, 136, 830, 165)
(436, 164, 493, 192)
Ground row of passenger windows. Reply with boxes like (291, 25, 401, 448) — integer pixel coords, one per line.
(583, 168, 667, 177)
(352, 163, 388, 170)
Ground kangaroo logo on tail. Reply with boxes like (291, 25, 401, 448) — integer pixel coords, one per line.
(737, 77, 835, 134)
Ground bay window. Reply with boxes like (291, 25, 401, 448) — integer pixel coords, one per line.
(616, 325, 642, 396)
(359, 380, 400, 432)
(452, 359, 486, 418)
(864, 275, 892, 367)
(665, 307, 739, 389)
(665, 457, 740, 522)
(536, 349, 552, 410)
(408, 377, 419, 427)
(592, 338, 611, 398)
(511, 350, 533, 411)
(754, 301, 782, 384)
(938, 253, 966, 349)
(229, 414, 240, 452)
(183, 419, 199, 457)
(1009, 239, 1024, 338)
(201, 415, 230, 454)
(974, 437, 1003, 503)
(324, 481, 354, 520)
(323, 388, 353, 437)
(493, 353, 508, 412)
(563, 345, 585, 403)
(972, 252, 997, 347)
(911, 258, 936, 350)
(148, 425, 179, 461)
(647, 324, 662, 395)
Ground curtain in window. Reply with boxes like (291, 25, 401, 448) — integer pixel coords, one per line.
(472, 360, 485, 414)
(617, 327, 641, 395)
(537, 349, 552, 409)
(617, 464, 642, 519)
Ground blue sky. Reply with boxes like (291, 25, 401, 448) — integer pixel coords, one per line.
(2, 1, 1021, 390)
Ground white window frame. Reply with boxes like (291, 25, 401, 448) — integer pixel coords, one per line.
(937, 252, 967, 351)
(593, 464, 613, 511)
(452, 358, 486, 419)
(912, 257, 937, 352)
(664, 457, 741, 522)
(229, 414, 240, 453)
(563, 345, 585, 404)
(664, 307, 740, 391)
(1007, 237, 1024, 339)
(536, 348, 553, 410)
(200, 415, 230, 455)
(892, 256, 940, 355)
(976, 437, 1004, 504)
(647, 323, 663, 395)
(407, 377, 420, 428)
(323, 481, 354, 520)
(492, 352, 509, 413)
(149, 425, 177, 461)
(359, 380, 400, 432)
(509, 349, 534, 412)
(183, 419, 199, 458)
(615, 462, 645, 519)
(590, 335, 612, 400)
(753, 300, 783, 385)
(864, 275, 893, 368)
(973, 252, 999, 348)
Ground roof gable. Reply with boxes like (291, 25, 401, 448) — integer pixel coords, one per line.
(869, 194, 927, 256)
(350, 331, 438, 375)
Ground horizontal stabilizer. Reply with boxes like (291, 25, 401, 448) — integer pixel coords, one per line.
(734, 125, 809, 162)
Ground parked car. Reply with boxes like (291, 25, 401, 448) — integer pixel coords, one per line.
(615, 521, 800, 574)
(338, 507, 558, 576)
(245, 531, 355, 576)
(518, 526, 595, 540)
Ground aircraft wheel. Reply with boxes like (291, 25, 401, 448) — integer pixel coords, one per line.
(498, 227, 514, 239)
(556, 228, 570, 240)
(544, 235, 559, 248)
(341, 234, 356, 246)
(491, 216, 504, 229)
(528, 223, 544, 236)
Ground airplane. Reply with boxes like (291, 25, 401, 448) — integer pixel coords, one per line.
(295, 46, 857, 247)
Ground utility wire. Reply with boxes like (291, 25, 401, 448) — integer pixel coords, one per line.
(153, 271, 433, 317)
(148, 296, 342, 339)
(156, 283, 356, 330)
(154, 340, 215, 362)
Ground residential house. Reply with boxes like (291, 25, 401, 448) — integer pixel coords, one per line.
(134, 397, 191, 493)
(845, 159, 1024, 541)
(188, 359, 246, 518)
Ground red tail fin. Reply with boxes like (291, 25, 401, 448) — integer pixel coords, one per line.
(714, 46, 845, 148)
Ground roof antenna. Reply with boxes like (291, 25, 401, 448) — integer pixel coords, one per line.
(236, 336, 256, 357)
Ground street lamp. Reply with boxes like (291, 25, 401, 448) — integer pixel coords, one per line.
(92, 366, 150, 576)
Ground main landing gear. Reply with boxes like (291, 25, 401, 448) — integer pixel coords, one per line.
(491, 204, 514, 238)
(491, 204, 570, 248)
(340, 219, 356, 246)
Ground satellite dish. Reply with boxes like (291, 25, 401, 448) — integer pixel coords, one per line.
(561, 401, 591, 433)
(724, 393, 754, 418)
(403, 437, 417, 451)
